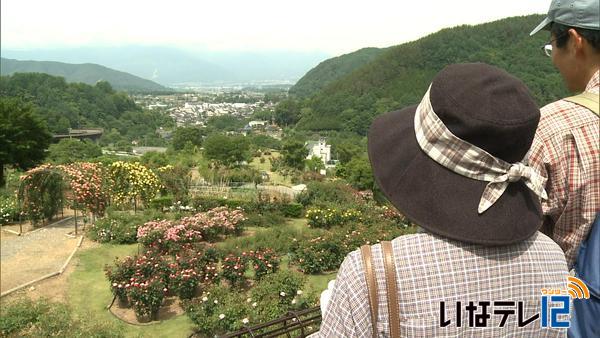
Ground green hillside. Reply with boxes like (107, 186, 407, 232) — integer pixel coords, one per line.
(287, 15, 568, 135)
(289, 47, 386, 98)
(0, 58, 169, 92)
(0, 73, 173, 141)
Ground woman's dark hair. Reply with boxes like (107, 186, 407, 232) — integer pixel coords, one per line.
(551, 22, 600, 52)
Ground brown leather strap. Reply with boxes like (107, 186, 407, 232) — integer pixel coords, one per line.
(381, 241, 400, 338)
(360, 245, 378, 338)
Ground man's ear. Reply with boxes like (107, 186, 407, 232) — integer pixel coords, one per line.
(568, 28, 585, 55)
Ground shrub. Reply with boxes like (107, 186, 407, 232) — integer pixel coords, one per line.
(185, 271, 311, 337)
(291, 221, 415, 274)
(217, 223, 321, 255)
(278, 202, 303, 217)
(250, 270, 308, 323)
(221, 253, 248, 287)
(249, 248, 280, 280)
(290, 235, 345, 274)
(305, 207, 361, 229)
(295, 181, 359, 208)
(169, 245, 220, 299)
(0, 193, 19, 225)
(184, 285, 251, 337)
(243, 211, 286, 228)
(88, 209, 164, 244)
(149, 195, 173, 210)
(104, 256, 137, 303)
(0, 298, 123, 337)
(127, 276, 167, 318)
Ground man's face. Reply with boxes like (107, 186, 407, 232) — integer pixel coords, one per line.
(551, 30, 586, 92)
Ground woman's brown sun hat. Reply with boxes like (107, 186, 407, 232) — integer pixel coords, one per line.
(368, 63, 543, 245)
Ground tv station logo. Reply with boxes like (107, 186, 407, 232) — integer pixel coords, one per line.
(439, 276, 590, 328)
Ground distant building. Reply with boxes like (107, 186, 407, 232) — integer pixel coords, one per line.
(305, 139, 331, 164)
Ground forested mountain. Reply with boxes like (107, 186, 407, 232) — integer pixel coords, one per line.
(0, 73, 173, 142)
(289, 47, 386, 98)
(0, 58, 168, 92)
(284, 15, 568, 135)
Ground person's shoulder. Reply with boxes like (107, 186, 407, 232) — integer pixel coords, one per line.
(522, 232, 566, 259)
(538, 99, 598, 135)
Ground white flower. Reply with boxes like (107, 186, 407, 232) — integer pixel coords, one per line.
(279, 291, 286, 297)
(214, 300, 219, 304)
(297, 290, 303, 295)
(242, 318, 249, 324)
(246, 298, 252, 303)
(219, 314, 225, 320)
(202, 296, 208, 302)
(291, 299, 297, 304)
(252, 302, 257, 307)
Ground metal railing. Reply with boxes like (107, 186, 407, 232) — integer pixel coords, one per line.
(191, 307, 321, 338)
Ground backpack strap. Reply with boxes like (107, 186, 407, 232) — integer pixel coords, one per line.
(381, 241, 401, 338)
(564, 91, 599, 116)
(360, 245, 379, 338)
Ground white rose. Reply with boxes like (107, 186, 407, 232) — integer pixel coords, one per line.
(219, 314, 225, 320)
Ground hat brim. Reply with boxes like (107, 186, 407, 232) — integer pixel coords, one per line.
(530, 17, 552, 36)
(368, 106, 542, 245)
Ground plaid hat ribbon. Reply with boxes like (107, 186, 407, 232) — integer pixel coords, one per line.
(414, 85, 548, 214)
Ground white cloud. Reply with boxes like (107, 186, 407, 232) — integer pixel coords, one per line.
(1, 0, 549, 55)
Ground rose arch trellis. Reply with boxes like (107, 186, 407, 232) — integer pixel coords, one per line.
(18, 161, 161, 233)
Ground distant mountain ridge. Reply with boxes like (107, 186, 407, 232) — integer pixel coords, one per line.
(0, 47, 330, 85)
(0, 57, 168, 92)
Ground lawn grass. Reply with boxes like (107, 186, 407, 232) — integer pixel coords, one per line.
(66, 218, 333, 337)
(68, 243, 196, 338)
(249, 152, 292, 187)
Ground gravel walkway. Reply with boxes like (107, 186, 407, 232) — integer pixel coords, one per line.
(1, 218, 81, 294)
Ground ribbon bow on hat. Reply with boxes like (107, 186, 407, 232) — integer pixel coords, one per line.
(414, 86, 548, 214)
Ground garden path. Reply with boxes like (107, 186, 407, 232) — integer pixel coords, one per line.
(0, 217, 81, 294)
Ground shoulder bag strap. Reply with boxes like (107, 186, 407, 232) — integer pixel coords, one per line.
(564, 91, 599, 116)
(381, 241, 401, 338)
(360, 245, 379, 338)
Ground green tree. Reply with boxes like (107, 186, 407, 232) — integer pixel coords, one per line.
(333, 140, 363, 164)
(47, 139, 102, 164)
(248, 134, 282, 151)
(140, 151, 169, 168)
(0, 98, 52, 187)
(281, 140, 308, 170)
(171, 127, 205, 151)
(207, 115, 245, 132)
(274, 99, 301, 126)
(55, 117, 71, 133)
(338, 156, 374, 190)
(203, 134, 250, 167)
(305, 156, 325, 172)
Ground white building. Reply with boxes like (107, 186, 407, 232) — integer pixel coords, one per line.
(306, 139, 331, 163)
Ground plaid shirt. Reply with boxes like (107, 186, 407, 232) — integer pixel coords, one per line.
(314, 232, 568, 337)
(528, 70, 600, 268)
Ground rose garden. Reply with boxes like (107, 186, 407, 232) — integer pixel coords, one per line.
(0, 159, 414, 337)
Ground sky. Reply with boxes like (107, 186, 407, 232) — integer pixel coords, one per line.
(1, 0, 550, 56)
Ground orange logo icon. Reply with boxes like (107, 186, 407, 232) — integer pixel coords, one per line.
(567, 276, 590, 299)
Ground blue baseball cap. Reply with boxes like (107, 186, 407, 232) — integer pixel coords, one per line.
(530, 0, 600, 36)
